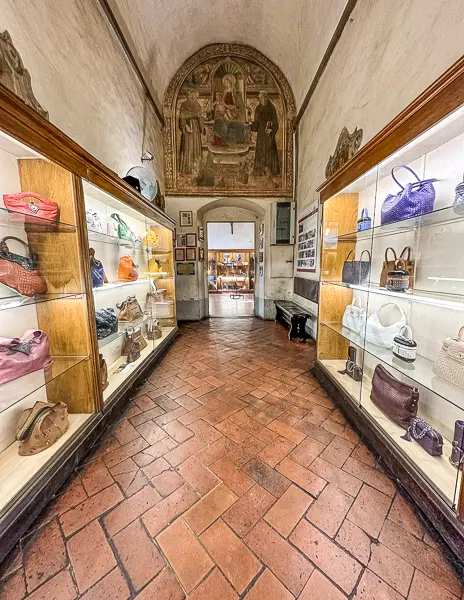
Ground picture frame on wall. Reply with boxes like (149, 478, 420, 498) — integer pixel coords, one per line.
(186, 247, 196, 261)
(198, 226, 204, 242)
(175, 248, 185, 261)
(186, 233, 197, 247)
(177, 234, 186, 247)
(199, 248, 204, 261)
(179, 210, 193, 227)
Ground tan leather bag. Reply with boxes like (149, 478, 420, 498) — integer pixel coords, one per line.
(122, 326, 147, 355)
(117, 296, 143, 322)
(399, 246, 415, 289)
(380, 247, 397, 288)
(380, 247, 414, 288)
(15, 401, 69, 455)
(118, 256, 139, 282)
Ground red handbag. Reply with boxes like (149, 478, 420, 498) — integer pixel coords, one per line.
(3, 192, 59, 222)
(0, 236, 47, 296)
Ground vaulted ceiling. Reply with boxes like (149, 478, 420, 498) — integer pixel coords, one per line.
(107, 0, 348, 111)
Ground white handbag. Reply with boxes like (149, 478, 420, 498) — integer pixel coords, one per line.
(365, 302, 407, 348)
(85, 209, 104, 233)
(342, 296, 366, 334)
(433, 326, 464, 389)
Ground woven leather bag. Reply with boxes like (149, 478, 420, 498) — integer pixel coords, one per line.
(118, 256, 139, 282)
(117, 296, 143, 322)
(0, 236, 47, 296)
(365, 303, 407, 349)
(450, 420, 464, 469)
(433, 326, 464, 388)
(3, 192, 59, 222)
(15, 401, 69, 455)
(401, 417, 443, 456)
(342, 250, 371, 285)
(0, 330, 52, 385)
(371, 364, 419, 429)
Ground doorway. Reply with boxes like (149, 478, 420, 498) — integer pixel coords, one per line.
(207, 222, 255, 317)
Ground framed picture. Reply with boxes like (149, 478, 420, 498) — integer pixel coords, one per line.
(259, 251, 264, 263)
(175, 248, 185, 261)
(176, 262, 195, 275)
(186, 233, 197, 247)
(198, 226, 204, 242)
(177, 233, 186, 247)
(259, 265, 264, 277)
(259, 223, 264, 236)
(199, 248, 204, 261)
(179, 211, 193, 227)
(186, 247, 196, 261)
(173, 228, 176, 241)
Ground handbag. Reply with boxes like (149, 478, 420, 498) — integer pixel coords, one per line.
(398, 247, 415, 289)
(453, 174, 464, 215)
(145, 279, 163, 314)
(95, 308, 118, 339)
(342, 296, 366, 334)
(392, 325, 417, 363)
(342, 250, 371, 285)
(371, 364, 419, 429)
(3, 192, 59, 222)
(380, 247, 414, 288)
(0, 330, 52, 385)
(117, 296, 143, 322)
(433, 326, 464, 388)
(122, 326, 147, 356)
(366, 303, 407, 348)
(99, 353, 109, 391)
(380, 248, 397, 288)
(125, 338, 141, 363)
(89, 248, 107, 288)
(107, 219, 118, 238)
(118, 256, 139, 282)
(147, 257, 160, 274)
(145, 318, 163, 340)
(381, 165, 437, 225)
(356, 208, 372, 232)
(142, 230, 160, 247)
(401, 417, 443, 456)
(338, 346, 363, 382)
(85, 209, 104, 233)
(111, 213, 134, 242)
(450, 420, 464, 469)
(0, 236, 47, 296)
(15, 401, 69, 456)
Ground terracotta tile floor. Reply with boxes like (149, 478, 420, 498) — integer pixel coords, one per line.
(1, 319, 463, 600)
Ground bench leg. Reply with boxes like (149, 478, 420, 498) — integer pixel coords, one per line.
(289, 315, 300, 340)
(297, 316, 310, 341)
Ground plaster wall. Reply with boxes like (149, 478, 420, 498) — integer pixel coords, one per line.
(207, 222, 254, 250)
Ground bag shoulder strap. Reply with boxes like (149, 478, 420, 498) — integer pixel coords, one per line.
(360, 249, 371, 262)
(0, 236, 36, 261)
(384, 247, 397, 262)
(345, 249, 355, 262)
(391, 165, 421, 189)
(400, 246, 412, 261)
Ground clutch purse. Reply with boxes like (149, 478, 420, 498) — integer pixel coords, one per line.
(3, 192, 59, 222)
(392, 325, 417, 363)
(15, 401, 69, 455)
(122, 326, 147, 356)
(0, 236, 47, 296)
(371, 364, 419, 429)
(95, 308, 118, 339)
(342, 250, 371, 285)
(450, 420, 464, 469)
(111, 213, 134, 242)
(89, 248, 107, 288)
(401, 417, 443, 456)
(118, 256, 139, 282)
(85, 209, 104, 233)
(0, 330, 53, 385)
(381, 165, 437, 225)
(365, 302, 407, 349)
(356, 208, 372, 232)
(433, 326, 464, 389)
(117, 296, 143, 322)
(342, 296, 366, 335)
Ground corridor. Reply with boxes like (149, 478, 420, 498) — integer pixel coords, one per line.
(1, 319, 461, 600)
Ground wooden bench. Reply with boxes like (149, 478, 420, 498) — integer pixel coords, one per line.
(274, 300, 312, 341)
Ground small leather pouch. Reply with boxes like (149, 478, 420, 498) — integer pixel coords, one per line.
(401, 417, 443, 456)
(117, 296, 143, 322)
(15, 401, 69, 455)
(371, 364, 419, 429)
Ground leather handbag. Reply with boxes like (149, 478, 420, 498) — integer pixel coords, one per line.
(342, 250, 371, 285)
(401, 417, 443, 456)
(89, 248, 107, 288)
(0, 236, 47, 296)
(450, 420, 464, 469)
(356, 208, 372, 232)
(125, 338, 141, 363)
(15, 401, 69, 456)
(433, 326, 464, 388)
(146, 318, 163, 340)
(380, 248, 398, 288)
(142, 230, 160, 247)
(146, 279, 163, 314)
(342, 296, 366, 335)
(3, 192, 59, 222)
(95, 308, 118, 339)
(338, 346, 363, 382)
(453, 174, 464, 215)
(380, 247, 414, 288)
(366, 303, 407, 348)
(85, 209, 104, 233)
(371, 364, 419, 429)
(99, 353, 109, 391)
(111, 213, 134, 242)
(117, 296, 143, 322)
(392, 325, 417, 363)
(398, 247, 415, 289)
(381, 165, 437, 225)
(0, 330, 53, 384)
(118, 256, 139, 282)
(122, 326, 147, 356)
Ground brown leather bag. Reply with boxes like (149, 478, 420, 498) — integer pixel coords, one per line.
(118, 255, 139, 282)
(122, 326, 147, 355)
(0, 236, 47, 296)
(117, 296, 143, 322)
(370, 364, 419, 429)
(380, 247, 414, 288)
(379, 247, 397, 288)
(99, 353, 109, 391)
(399, 246, 415, 289)
(15, 401, 69, 455)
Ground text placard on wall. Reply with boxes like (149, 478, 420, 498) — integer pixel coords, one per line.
(297, 201, 318, 273)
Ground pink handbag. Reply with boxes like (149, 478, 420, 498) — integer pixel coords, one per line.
(0, 330, 53, 384)
(3, 192, 59, 222)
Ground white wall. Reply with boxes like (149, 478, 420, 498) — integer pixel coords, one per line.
(207, 222, 254, 250)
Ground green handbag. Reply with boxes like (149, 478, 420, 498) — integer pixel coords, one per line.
(111, 213, 133, 242)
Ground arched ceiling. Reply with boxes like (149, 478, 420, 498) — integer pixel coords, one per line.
(107, 0, 348, 110)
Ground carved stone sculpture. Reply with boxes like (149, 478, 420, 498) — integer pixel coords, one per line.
(325, 127, 362, 179)
(0, 30, 48, 119)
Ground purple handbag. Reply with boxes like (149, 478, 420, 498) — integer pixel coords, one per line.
(401, 417, 443, 456)
(381, 165, 437, 225)
(0, 330, 53, 384)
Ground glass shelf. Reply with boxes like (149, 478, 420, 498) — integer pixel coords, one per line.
(0, 206, 75, 233)
(0, 291, 84, 312)
(0, 355, 89, 415)
(88, 229, 169, 253)
(333, 204, 463, 243)
(98, 315, 149, 349)
(320, 321, 464, 412)
(92, 279, 152, 293)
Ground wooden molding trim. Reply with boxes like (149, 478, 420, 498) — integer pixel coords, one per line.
(0, 84, 175, 229)
(317, 55, 464, 201)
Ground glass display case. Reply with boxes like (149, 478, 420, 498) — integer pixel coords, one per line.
(317, 103, 464, 516)
(208, 250, 255, 292)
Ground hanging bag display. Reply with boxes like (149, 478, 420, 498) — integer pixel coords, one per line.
(371, 364, 419, 429)
(0, 236, 47, 296)
(89, 248, 107, 288)
(433, 326, 464, 389)
(401, 417, 443, 456)
(15, 401, 69, 456)
(111, 213, 134, 242)
(3, 192, 59, 222)
(0, 330, 53, 385)
(117, 296, 143, 322)
(341, 250, 371, 285)
(118, 255, 139, 282)
(450, 420, 464, 469)
(356, 208, 372, 232)
(365, 302, 407, 348)
(342, 296, 366, 335)
(381, 165, 437, 225)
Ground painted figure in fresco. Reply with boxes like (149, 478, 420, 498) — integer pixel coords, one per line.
(221, 74, 244, 120)
(251, 91, 280, 176)
(178, 90, 204, 174)
(209, 75, 250, 147)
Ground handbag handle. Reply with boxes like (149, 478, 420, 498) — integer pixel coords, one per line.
(345, 250, 355, 262)
(400, 246, 412, 261)
(457, 326, 464, 341)
(399, 325, 413, 340)
(359, 208, 369, 219)
(3, 192, 55, 206)
(0, 236, 38, 262)
(384, 247, 397, 263)
(377, 302, 406, 321)
(111, 213, 128, 227)
(360, 250, 371, 263)
(391, 165, 437, 190)
(352, 296, 362, 308)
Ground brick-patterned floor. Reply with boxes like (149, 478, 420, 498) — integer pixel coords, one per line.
(1, 319, 463, 600)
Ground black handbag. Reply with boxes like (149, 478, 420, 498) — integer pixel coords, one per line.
(338, 346, 363, 382)
(342, 250, 371, 285)
(95, 308, 118, 340)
